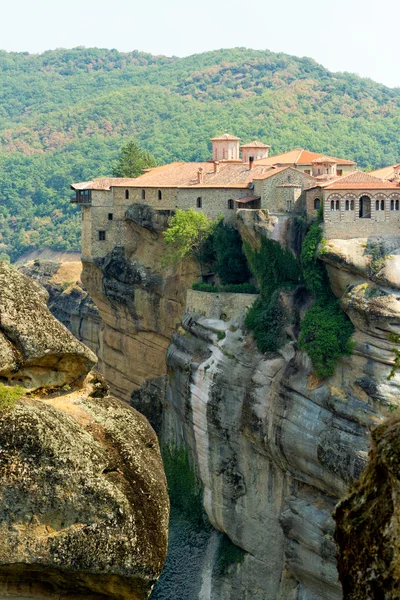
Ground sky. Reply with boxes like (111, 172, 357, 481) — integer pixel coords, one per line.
(2, 0, 399, 88)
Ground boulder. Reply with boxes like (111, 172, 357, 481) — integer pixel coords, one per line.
(0, 375, 169, 600)
(0, 262, 97, 389)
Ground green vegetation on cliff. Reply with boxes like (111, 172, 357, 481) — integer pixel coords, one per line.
(243, 238, 301, 353)
(1, 46, 400, 258)
(298, 222, 354, 378)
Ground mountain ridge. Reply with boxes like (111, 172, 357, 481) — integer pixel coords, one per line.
(1, 46, 400, 259)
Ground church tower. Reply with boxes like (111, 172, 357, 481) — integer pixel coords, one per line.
(211, 134, 241, 161)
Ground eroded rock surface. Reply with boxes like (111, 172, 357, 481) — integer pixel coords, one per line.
(0, 375, 169, 600)
(0, 262, 96, 389)
(0, 260, 169, 599)
(334, 414, 400, 599)
(81, 207, 199, 400)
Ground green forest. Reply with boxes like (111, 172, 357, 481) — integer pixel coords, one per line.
(1, 46, 400, 259)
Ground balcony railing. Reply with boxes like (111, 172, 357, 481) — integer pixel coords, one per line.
(70, 195, 92, 204)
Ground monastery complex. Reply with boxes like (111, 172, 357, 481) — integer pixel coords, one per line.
(71, 134, 400, 258)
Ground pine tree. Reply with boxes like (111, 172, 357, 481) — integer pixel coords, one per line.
(112, 140, 157, 178)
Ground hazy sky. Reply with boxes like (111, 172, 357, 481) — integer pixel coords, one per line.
(2, 0, 399, 87)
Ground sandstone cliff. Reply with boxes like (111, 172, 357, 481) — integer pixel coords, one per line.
(81, 205, 199, 401)
(0, 262, 169, 599)
(70, 202, 400, 599)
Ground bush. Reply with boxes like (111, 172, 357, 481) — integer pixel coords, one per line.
(213, 533, 246, 577)
(191, 282, 258, 294)
(299, 222, 355, 378)
(243, 238, 301, 299)
(212, 222, 251, 284)
(245, 292, 286, 353)
(161, 444, 204, 527)
(0, 384, 26, 410)
(298, 299, 355, 378)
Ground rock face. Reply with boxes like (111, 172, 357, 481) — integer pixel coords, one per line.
(19, 259, 102, 356)
(81, 207, 199, 400)
(0, 261, 169, 599)
(334, 414, 400, 599)
(0, 262, 97, 389)
(74, 204, 400, 599)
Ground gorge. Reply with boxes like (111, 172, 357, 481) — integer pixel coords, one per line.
(33, 204, 400, 599)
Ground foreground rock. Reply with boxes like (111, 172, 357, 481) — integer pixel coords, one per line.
(0, 262, 97, 389)
(19, 259, 102, 356)
(0, 261, 169, 599)
(334, 414, 400, 599)
(0, 375, 169, 600)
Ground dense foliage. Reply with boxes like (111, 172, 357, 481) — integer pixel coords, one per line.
(112, 139, 157, 177)
(1, 46, 400, 258)
(163, 208, 215, 268)
(244, 238, 301, 353)
(298, 222, 354, 378)
(210, 222, 251, 284)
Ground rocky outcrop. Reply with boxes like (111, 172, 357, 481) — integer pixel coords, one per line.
(0, 262, 96, 389)
(334, 414, 400, 599)
(19, 259, 102, 356)
(0, 261, 169, 599)
(73, 202, 400, 599)
(81, 206, 199, 400)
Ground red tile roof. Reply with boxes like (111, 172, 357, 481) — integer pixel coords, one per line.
(311, 156, 338, 164)
(370, 164, 400, 180)
(240, 140, 271, 148)
(210, 133, 241, 141)
(255, 148, 356, 167)
(316, 170, 400, 190)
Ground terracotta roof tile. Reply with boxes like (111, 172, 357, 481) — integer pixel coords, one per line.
(370, 164, 400, 180)
(240, 140, 271, 148)
(255, 148, 356, 167)
(210, 133, 241, 141)
(321, 170, 400, 190)
(311, 156, 338, 164)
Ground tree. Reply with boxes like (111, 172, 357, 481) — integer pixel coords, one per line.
(163, 209, 215, 271)
(112, 140, 157, 178)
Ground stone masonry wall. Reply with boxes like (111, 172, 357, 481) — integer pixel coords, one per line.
(260, 168, 315, 213)
(186, 289, 258, 320)
(323, 189, 400, 239)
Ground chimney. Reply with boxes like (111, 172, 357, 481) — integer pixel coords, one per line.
(249, 156, 254, 170)
(197, 167, 204, 184)
(214, 161, 220, 173)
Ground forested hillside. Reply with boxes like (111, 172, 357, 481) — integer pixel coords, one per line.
(1, 46, 400, 259)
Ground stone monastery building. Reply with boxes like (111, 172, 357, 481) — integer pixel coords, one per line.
(71, 134, 400, 258)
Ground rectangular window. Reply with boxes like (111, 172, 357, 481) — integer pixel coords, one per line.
(99, 231, 106, 241)
(337, 169, 343, 176)
(304, 169, 311, 175)
(108, 213, 113, 220)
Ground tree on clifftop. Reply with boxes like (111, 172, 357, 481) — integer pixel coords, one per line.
(112, 140, 157, 178)
(163, 209, 215, 272)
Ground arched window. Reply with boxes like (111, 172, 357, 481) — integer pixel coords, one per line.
(158, 190, 162, 200)
(336, 200, 340, 211)
(350, 200, 354, 210)
(314, 198, 320, 210)
(125, 189, 129, 200)
(288, 175, 291, 183)
(376, 200, 380, 211)
(197, 197, 202, 208)
(397, 200, 400, 211)
(391, 200, 395, 210)
(345, 200, 349, 211)
(141, 189, 146, 200)
(228, 199, 234, 210)
(359, 195, 371, 218)
(331, 200, 335, 211)
(381, 200, 385, 211)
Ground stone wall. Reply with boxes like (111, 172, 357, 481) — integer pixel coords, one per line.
(323, 189, 400, 239)
(186, 289, 258, 320)
(258, 168, 315, 214)
(177, 188, 248, 223)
